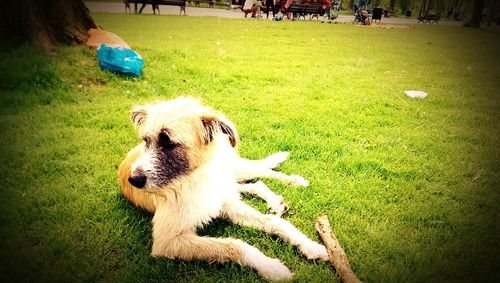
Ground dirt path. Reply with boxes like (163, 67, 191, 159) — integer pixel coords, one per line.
(85, 1, 462, 26)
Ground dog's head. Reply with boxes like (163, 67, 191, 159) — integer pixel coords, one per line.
(127, 97, 238, 189)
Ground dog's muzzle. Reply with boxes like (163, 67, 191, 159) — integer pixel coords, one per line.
(128, 172, 146, 188)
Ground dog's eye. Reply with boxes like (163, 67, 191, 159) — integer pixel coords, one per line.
(158, 132, 175, 150)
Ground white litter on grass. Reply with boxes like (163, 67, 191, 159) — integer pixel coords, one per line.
(404, 90, 428, 99)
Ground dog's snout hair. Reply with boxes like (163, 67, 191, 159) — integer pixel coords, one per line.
(118, 97, 328, 281)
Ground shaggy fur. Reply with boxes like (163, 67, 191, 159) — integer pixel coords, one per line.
(118, 97, 328, 281)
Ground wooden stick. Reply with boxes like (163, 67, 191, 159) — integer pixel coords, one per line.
(315, 215, 362, 283)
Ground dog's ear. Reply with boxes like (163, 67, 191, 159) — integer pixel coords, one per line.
(201, 114, 238, 147)
(131, 105, 147, 128)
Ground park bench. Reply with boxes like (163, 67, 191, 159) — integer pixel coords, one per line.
(260, 4, 281, 15)
(126, 0, 186, 15)
(190, 0, 216, 8)
(285, 3, 323, 20)
(417, 13, 440, 24)
(303, 4, 323, 20)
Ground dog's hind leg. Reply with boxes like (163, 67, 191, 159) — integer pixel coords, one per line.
(223, 201, 329, 261)
(237, 181, 288, 216)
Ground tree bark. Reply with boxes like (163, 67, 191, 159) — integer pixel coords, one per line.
(0, 0, 96, 51)
(486, 0, 498, 26)
(465, 0, 484, 27)
(316, 215, 362, 283)
(389, 0, 396, 11)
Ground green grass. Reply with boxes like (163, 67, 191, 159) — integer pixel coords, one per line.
(1, 14, 499, 282)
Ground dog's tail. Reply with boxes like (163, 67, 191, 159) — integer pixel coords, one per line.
(235, 151, 289, 173)
(258, 151, 290, 169)
(234, 152, 309, 187)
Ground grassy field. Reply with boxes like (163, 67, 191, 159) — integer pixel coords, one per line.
(1, 14, 499, 282)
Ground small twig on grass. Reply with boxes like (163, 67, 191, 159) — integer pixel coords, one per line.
(315, 215, 362, 283)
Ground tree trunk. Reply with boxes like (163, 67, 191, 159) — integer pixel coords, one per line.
(399, 0, 410, 14)
(390, 0, 396, 11)
(487, 0, 498, 26)
(0, 0, 96, 51)
(419, 0, 430, 16)
(465, 0, 484, 27)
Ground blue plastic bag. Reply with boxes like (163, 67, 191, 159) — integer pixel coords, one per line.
(96, 44, 144, 76)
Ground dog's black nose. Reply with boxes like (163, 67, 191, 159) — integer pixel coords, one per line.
(128, 174, 146, 188)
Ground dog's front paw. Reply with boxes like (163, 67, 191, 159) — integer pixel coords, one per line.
(257, 258, 294, 281)
(268, 195, 289, 216)
(299, 241, 329, 261)
(288, 175, 309, 187)
(242, 242, 293, 281)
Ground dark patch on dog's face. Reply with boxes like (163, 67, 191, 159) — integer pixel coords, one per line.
(142, 129, 191, 188)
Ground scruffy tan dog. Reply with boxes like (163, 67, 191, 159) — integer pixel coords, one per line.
(118, 97, 328, 281)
